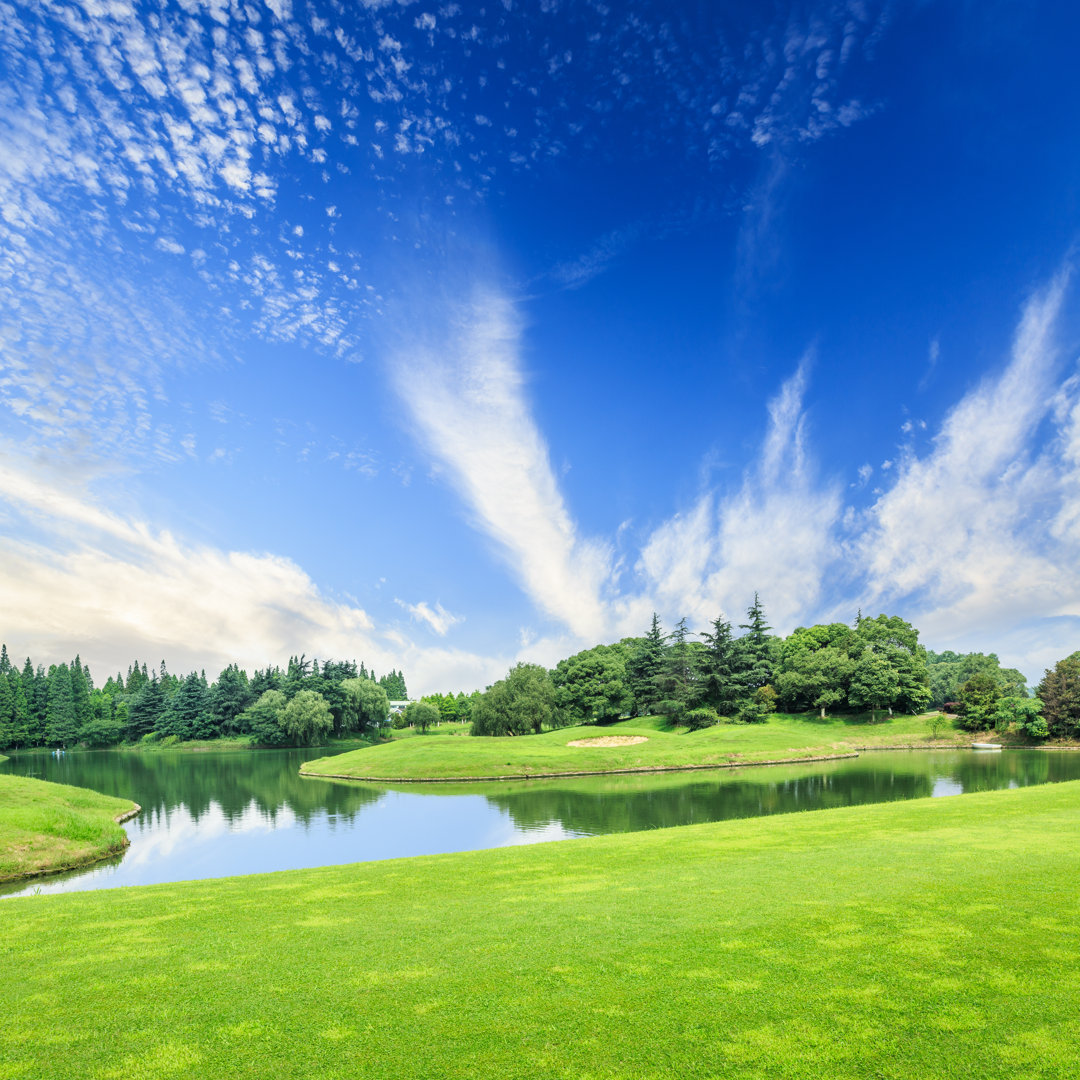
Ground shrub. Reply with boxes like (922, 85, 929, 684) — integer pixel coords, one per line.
(684, 707, 720, 731)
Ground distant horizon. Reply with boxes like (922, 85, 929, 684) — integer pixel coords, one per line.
(2, 1, 1078, 696)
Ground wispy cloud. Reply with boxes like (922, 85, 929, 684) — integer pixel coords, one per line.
(396, 599, 462, 637)
(0, 447, 509, 693)
(633, 353, 843, 633)
(858, 270, 1079, 665)
(391, 288, 613, 641)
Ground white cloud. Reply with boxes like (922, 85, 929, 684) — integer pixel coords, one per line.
(395, 599, 463, 636)
(858, 269, 1080, 671)
(391, 288, 613, 641)
(0, 449, 507, 695)
(632, 354, 843, 635)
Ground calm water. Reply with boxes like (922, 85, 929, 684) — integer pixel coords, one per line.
(3, 747, 1079, 898)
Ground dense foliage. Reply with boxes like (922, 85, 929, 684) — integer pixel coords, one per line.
(1037, 652, 1080, 738)
(472, 599, 940, 736)
(0, 644, 405, 750)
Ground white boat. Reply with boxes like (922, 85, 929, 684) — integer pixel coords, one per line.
(971, 742, 1002, 750)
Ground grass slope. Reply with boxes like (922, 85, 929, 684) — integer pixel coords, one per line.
(0, 774, 138, 882)
(2, 782, 1079, 1078)
(301, 712, 963, 781)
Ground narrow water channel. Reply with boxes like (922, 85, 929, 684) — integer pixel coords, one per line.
(3, 747, 1078, 898)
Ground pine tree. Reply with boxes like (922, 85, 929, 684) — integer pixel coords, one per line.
(0, 643, 10, 676)
(736, 592, 775, 694)
(45, 663, 79, 747)
(627, 613, 666, 716)
(70, 654, 92, 732)
(11, 677, 30, 747)
(0, 673, 14, 748)
(160, 672, 212, 740)
(700, 614, 738, 715)
(29, 662, 48, 745)
(126, 678, 166, 740)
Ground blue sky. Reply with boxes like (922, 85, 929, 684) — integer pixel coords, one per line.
(1, 0, 1079, 692)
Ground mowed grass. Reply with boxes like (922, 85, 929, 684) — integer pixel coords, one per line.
(302, 711, 963, 781)
(2, 781, 1080, 1079)
(0, 774, 138, 882)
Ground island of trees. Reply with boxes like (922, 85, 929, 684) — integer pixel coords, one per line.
(462, 597, 1078, 741)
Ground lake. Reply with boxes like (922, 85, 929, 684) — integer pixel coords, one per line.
(3, 746, 1078, 898)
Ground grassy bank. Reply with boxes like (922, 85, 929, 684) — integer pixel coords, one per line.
(2, 781, 1079, 1078)
(301, 711, 980, 781)
(0, 774, 138, 882)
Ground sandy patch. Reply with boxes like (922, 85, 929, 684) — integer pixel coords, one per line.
(565, 735, 648, 748)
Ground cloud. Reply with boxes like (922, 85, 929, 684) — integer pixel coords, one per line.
(391, 288, 613, 641)
(396, 599, 463, 636)
(633, 353, 843, 634)
(858, 269, 1080, 671)
(0, 448, 507, 695)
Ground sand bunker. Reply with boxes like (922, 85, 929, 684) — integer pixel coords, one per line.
(566, 735, 648, 748)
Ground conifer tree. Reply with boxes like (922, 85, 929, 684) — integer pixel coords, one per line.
(45, 663, 79, 746)
(0, 673, 14, 748)
(0, 643, 10, 676)
(70, 654, 92, 732)
(11, 677, 30, 747)
(700, 614, 739, 715)
(737, 592, 775, 694)
(160, 672, 211, 740)
(627, 613, 666, 716)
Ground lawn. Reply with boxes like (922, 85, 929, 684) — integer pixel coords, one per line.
(1, 780, 1079, 1078)
(0, 774, 138, 882)
(301, 711, 973, 781)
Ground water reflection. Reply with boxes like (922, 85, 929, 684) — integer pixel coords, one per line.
(2, 747, 1077, 898)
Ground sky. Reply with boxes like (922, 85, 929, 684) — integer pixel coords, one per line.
(1, 0, 1079, 694)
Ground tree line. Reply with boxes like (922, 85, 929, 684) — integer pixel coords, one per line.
(466, 597, 1080, 739)
(0, 645, 408, 750)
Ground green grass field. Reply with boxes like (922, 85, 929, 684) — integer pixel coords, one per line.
(0, 774, 138, 882)
(2, 780, 1079, 1078)
(301, 711, 974, 781)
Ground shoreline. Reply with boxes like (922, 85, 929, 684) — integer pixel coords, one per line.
(300, 751, 861, 784)
(0, 802, 140, 885)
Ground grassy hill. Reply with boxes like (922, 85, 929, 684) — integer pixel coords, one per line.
(301, 711, 965, 781)
(0, 773, 138, 882)
(1, 780, 1078, 1077)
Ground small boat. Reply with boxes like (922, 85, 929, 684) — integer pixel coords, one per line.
(971, 742, 1002, 750)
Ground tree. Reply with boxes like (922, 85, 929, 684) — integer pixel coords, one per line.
(847, 654, 899, 722)
(698, 615, 739, 716)
(0, 673, 14, 748)
(281, 690, 333, 745)
(160, 672, 212, 741)
(625, 614, 666, 716)
(238, 690, 290, 746)
(853, 614, 931, 715)
(992, 696, 1046, 739)
(70, 654, 92, 733)
(209, 664, 254, 736)
(736, 593, 775, 694)
(926, 650, 1028, 709)
(655, 618, 697, 714)
(957, 671, 1001, 731)
(126, 677, 166, 741)
(470, 663, 561, 736)
(1037, 653, 1080, 739)
(340, 677, 390, 734)
(552, 644, 633, 725)
(45, 663, 79, 746)
(379, 669, 409, 700)
(404, 700, 439, 733)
